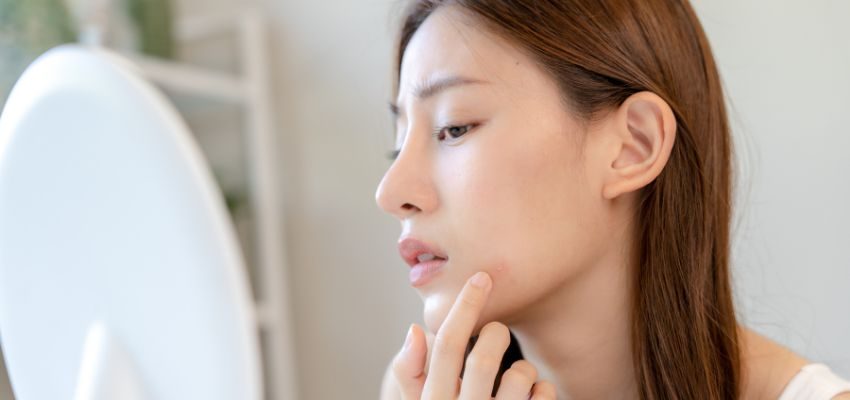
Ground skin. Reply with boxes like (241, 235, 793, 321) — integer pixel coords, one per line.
(375, 5, 845, 400)
(388, 272, 558, 399)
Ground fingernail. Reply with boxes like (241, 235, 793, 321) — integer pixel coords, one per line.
(402, 324, 414, 351)
(470, 271, 491, 289)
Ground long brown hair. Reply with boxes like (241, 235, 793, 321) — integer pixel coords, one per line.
(393, 1, 740, 399)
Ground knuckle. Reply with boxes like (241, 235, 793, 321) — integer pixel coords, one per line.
(433, 335, 463, 357)
(459, 283, 489, 306)
(507, 360, 538, 381)
(465, 353, 502, 373)
(501, 368, 529, 384)
(459, 290, 482, 308)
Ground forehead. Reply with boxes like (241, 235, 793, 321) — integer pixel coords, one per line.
(397, 5, 534, 102)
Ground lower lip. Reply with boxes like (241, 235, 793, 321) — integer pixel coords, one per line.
(409, 258, 448, 287)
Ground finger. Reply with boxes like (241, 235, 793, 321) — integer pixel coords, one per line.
(424, 329, 435, 373)
(458, 322, 511, 400)
(422, 271, 493, 399)
(391, 323, 427, 399)
(529, 380, 557, 400)
(494, 360, 538, 400)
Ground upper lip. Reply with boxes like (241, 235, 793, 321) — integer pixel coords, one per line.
(398, 236, 448, 267)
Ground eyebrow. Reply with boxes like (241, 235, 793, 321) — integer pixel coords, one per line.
(388, 75, 489, 119)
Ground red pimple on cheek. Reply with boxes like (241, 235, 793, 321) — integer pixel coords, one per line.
(492, 263, 508, 279)
(490, 263, 518, 288)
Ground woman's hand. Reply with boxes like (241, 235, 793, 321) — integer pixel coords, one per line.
(390, 272, 557, 399)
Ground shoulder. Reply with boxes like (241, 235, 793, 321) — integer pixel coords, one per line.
(738, 325, 810, 400)
(737, 327, 850, 400)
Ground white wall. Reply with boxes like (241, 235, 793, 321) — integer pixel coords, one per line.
(259, 1, 418, 399)
(167, 1, 421, 399)
(692, 0, 850, 375)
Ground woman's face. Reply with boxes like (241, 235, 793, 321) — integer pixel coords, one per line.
(376, 5, 615, 335)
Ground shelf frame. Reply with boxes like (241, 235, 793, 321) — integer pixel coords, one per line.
(100, 8, 299, 400)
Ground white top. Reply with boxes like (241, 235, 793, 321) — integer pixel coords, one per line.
(778, 364, 850, 400)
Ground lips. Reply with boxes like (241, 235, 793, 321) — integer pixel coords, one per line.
(398, 237, 449, 287)
(398, 237, 448, 267)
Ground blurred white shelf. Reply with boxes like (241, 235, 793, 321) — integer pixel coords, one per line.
(124, 53, 247, 102)
(100, 8, 298, 400)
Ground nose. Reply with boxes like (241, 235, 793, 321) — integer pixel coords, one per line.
(375, 138, 437, 220)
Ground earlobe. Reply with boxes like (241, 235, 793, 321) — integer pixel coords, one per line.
(602, 91, 676, 200)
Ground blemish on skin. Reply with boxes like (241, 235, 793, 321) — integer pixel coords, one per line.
(492, 264, 508, 280)
(491, 263, 518, 287)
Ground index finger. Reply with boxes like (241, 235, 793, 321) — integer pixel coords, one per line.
(421, 271, 493, 399)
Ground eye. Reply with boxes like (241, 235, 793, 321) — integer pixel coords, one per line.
(434, 123, 476, 141)
(386, 123, 478, 161)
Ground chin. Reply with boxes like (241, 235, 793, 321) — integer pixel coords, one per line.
(422, 291, 495, 337)
(422, 292, 451, 334)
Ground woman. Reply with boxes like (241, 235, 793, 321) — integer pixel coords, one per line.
(375, 1, 850, 399)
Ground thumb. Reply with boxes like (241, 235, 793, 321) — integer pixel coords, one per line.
(392, 323, 427, 399)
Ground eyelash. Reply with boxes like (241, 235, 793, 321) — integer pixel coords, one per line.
(386, 123, 477, 161)
(432, 123, 476, 141)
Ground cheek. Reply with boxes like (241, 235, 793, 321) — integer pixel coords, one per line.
(430, 134, 592, 323)
(419, 258, 525, 337)
(420, 259, 513, 336)
(448, 130, 581, 275)
(423, 121, 598, 333)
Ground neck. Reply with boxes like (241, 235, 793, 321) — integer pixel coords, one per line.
(508, 230, 638, 400)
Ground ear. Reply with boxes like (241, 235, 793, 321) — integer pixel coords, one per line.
(601, 91, 676, 200)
